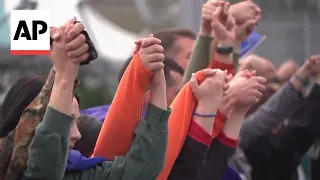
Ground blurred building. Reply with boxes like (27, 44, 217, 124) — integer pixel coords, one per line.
(88, 0, 320, 66)
(0, 0, 319, 106)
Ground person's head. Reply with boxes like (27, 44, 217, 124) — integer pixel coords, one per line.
(118, 56, 184, 106)
(153, 28, 196, 69)
(0, 75, 46, 137)
(0, 75, 82, 150)
(275, 59, 299, 84)
(69, 97, 82, 151)
(239, 54, 276, 115)
(163, 57, 184, 105)
(239, 54, 276, 83)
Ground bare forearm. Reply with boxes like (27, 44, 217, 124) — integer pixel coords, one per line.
(219, 95, 244, 139)
(193, 102, 218, 134)
(222, 110, 245, 139)
(49, 74, 74, 116)
(210, 39, 218, 63)
(150, 70, 167, 110)
(289, 67, 312, 93)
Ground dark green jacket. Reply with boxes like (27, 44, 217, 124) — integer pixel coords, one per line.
(23, 103, 170, 180)
(183, 35, 240, 84)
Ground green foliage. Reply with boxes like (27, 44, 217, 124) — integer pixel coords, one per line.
(78, 83, 113, 110)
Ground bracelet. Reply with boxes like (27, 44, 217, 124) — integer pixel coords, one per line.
(293, 74, 309, 87)
(216, 44, 233, 55)
(193, 111, 216, 118)
(272, 76, 281, 84)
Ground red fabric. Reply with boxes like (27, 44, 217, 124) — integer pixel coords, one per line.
(157, 70, 209, 180)
(212, 110, 228, 137)
(217, 131, 238, 148)
(188, 120, 213, 147)
(209, 60, 235, 76)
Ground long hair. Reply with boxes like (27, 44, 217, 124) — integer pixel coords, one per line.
(0, 75, 46, 137)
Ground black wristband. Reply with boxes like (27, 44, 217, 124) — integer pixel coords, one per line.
(216, 45, 233, 55)
(272, 76, 281, 84)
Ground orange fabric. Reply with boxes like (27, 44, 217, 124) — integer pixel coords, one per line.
(92, 53, 153, 160)
(157, 69, 221, 180)
(209, 60, 235, 76)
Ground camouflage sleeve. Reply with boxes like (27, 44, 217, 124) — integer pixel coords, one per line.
(4, 69, 79, 180)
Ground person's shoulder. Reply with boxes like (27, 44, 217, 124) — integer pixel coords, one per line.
(64, 160, 114, 180)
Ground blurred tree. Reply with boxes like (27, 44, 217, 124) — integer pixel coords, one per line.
(78, 83, 113, 110)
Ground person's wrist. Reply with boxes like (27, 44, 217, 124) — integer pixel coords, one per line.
(54, 67, 78, 83)
(150, 80, 165, 89)
(54, 73, 73, 87)
(196, 100, 219, 114)
(219, 39, 233, 47)
(199, 27, 212, 37)
(218, 93, 236, 116)
(233, 40, 242, 53)
(296, 66, 312, 79)
(150, 70, 165, 88)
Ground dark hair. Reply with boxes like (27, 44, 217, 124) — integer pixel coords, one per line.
(74, 114, 102, 157)
(163, 57, 184, 87)
(0, 75, 81, 138)
(0, 75, 46, 137)
(118, 56, 184, 87)
(153, 28, 196, 54)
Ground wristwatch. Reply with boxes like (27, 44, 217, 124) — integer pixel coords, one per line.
(216, 44, 233, 55)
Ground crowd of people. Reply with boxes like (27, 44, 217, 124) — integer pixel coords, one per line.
(0, 0, 320, 180)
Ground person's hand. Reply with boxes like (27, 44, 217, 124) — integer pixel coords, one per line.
(190, 69, 229, 109)
(50, 18, 89, 62)
(288, 56, 320, 92)
(50, 17, 89, 80)
(275, 59, 299, 83)
(226, 70, 266, 111)
(200, 0, 225, 36)
(64, 21, 89, 62)
(308, 55, 320, 85)
(307, 55, 320, 75)
(234, 18, 257, 43)
(211, 3, 236, 46)
(294, 55, 320, 80)
(230, 0, 261, 25)
(137, 34, 165, 72)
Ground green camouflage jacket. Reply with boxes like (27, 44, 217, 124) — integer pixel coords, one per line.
(0, 69, 79, 180)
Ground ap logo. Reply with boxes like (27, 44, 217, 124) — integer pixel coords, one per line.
(10, 10, 50, 55)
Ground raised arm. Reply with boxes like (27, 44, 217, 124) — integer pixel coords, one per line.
(92, 35, 168, 160)
(2, 21, 82, 180)
(198, 70, 266, 180)
(23, 18, 89, 180)
(239, 58, 317, 150)
(105, 35, 170, 179)
(183, 1, 217, 83)
(65, 36, 171, 180)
